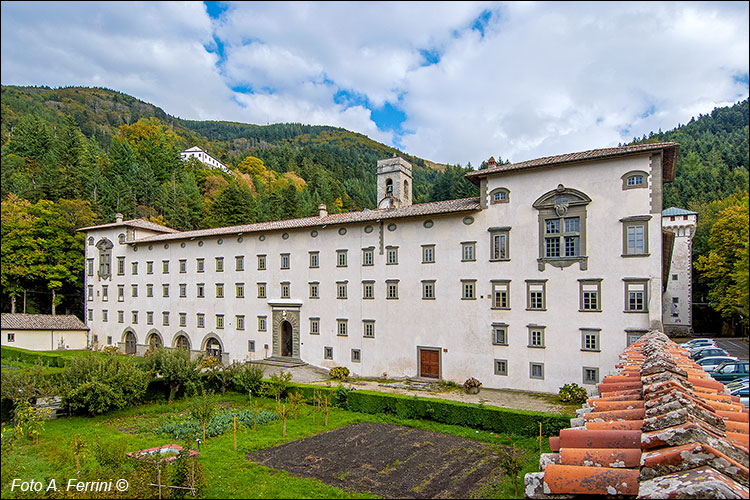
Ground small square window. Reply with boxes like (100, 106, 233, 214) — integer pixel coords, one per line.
(672, 274, 678, 281)
(7, 333, 15, 342)
(351, 349, 361, 363)
(581, 329, 600, 351)
(530, 362, 544, 380)
(583, 367, 599, 385)
(324, 347, 333, 360)
(493, 324, 508, 345)
(494, 359, 508, 376)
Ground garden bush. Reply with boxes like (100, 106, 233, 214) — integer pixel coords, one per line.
(558, 383, 588, 404)
(233, 363, 265, 395)
(329, 366, 350, 380)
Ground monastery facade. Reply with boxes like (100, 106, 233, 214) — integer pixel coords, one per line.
(79, 142, 679, 394)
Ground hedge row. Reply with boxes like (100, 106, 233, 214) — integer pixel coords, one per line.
(285, 383, 569, 438)
(1, 346, 66, 368)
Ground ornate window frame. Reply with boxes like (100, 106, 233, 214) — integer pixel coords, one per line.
(533, 185, 590, 270)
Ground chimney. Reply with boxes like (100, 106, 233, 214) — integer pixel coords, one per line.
(487, 156, 497, 167)
(318, 204, 328, 217)
(115, 213, 123, 223)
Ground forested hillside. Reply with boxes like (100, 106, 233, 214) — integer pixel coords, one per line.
(1, 85, 747, 331)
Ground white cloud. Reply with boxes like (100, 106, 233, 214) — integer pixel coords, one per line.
(1, 1, 748, 167)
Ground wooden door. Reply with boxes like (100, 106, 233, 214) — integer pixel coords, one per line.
(281, 321, 293, 357)
(420, 349, 440, 378)
(125, 332, 136, 354)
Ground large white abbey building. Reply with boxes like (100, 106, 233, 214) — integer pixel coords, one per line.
(80, 142, 679, 393)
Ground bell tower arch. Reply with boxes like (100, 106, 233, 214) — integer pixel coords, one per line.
(377, 156, 413, 209)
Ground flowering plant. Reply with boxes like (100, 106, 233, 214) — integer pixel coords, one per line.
(463, 377, 482, 390)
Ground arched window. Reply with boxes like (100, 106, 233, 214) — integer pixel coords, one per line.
(532, 185, 591, 270)
(621, 171, 648, 190)
(96, 238, 114, 278)
(403, 180, 409, 200)
(489, 188, 510, 204)
(385, 178, 393, 195)
(175, 335, 190, 350)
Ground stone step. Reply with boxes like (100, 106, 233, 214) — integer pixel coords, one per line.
(250, 357, 308, 368)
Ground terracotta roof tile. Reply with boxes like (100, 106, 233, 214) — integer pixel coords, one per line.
(525, 331, 749, 498)
(1, 313, 88, 331)
(77, 219, 179, 233)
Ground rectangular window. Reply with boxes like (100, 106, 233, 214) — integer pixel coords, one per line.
(88, 285, 94, 301)
(363, 281, 374, 299)
(253, 316, 264, 332)
(215, 257, 224, 272)
(362, 248, 374, 266)
(236, 283, 245, 298)
(492, 281, 510, 309)
(310, 318, 320, 335)
(102, 309, 109, 322)
(337, 282, 348, 299)
(162, 284, 169, 298)
(461, 242, 476, 262)
(131, 284, 138, 298)
(625, 280, 648, 312)
(162, 260, 169, 274)
(309, 251, 319, 268)
(117, 256, 125, 276)
(102, 285, 109, 301)
(7, 333, 15, 342)
(196, 258, 204, 273)
(117, 310, 124, 323)
(351, 349, 361, 363)
(131, 261, 138, 275)
(235, 255, 244, 271)
(216, 283, 224, 299)
(363, 321, 375, 338)
(197, 313, 205, 329)
(672, 274, 678, 281)
(309, 282, 319, 299)
(257, 283, 267, 299)
(197, 283, 205, 298)
(236, 315, 245, 331)
(257, 255, 266, 270)
(179, 259, 187, 273)
(526, 281, 546, 310)
(324, 346, 333, 360)
(87, 258, 94, 276)
(179, 313, 187, 328)
(146, 284, 153, 298)
(107, 336, 112, 345)
(530, 362, 544, 380)
(87, 308, 93, 321)
(494, 359, 508, 376)
(386, 247, 398, 265)
(490, 229, 510, 260)
(624, 221, 648, 255)
(146, 311, 153, 325)
(337, 250, 348, 267)
(579, 280, 602, 312)
(132, 311, 138, 324)
(248, 340, 255, 352)
(216, 314, 224, 329)
(387, 280, 399, 300)
(581, 329, 600, 351)
(462, 280, 476, 300)
(422, 280, 435, 300)
(422, 245, 435, 263)
(162, 311, 170, 326)
(337, 319, 348, 337)
(583, 367, 599, 385)
(626, 330, 647, 346)
(493, 324, 508, 345)
(280, 253, 290, 270)
(281, 282, 290, 299)
(117, 285, 125, 301)
(179, 283, 187, 298)
(147, 261, 154, 274)
(528, 326, 545, 348)
(545, 217, 581, 258)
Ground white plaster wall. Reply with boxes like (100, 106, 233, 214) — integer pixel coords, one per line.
(1, 329, 88, 351)
(83, 152, 664, 394)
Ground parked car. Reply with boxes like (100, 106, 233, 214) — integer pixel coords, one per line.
(725, 377, 749, 392)
(729, 385, 749, 409)
(691, 347, 730, 361)
(688, 343, 719, 355)
(710, 361, 750, 383)
(696, 356, 739, 372)
(680, 338, 717, 349)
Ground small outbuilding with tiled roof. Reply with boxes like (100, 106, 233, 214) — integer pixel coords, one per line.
(1, 313, 89, 351)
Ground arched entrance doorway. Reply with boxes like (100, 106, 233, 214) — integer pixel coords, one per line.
(147, 332, 163, 349)
(280, 320, 293, 357)
(124, 331, 137, 355)
(174, 335, 190, 350)
(205, 337, 222, 359)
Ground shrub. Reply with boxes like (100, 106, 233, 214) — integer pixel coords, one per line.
(463, 377, 482, 391)
(233, 363, 265, 396)
(268, 371, 293, 400)
(142, 347, 201, 401)
(101, 345, 119, 355)
(329, 366, 350, 380)
(558, 383, 588, 404)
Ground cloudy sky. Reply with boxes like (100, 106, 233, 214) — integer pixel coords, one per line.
(1, 1, 748, 166)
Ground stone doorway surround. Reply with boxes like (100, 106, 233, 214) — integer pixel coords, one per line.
(269, 299, 302, 360)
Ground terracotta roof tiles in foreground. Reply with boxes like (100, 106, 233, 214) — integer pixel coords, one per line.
(525, 331, 749, 499)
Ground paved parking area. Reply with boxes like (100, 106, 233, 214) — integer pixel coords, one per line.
(713, 338, 749, 360)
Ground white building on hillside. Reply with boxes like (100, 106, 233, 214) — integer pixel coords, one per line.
(662, 207, 697, 335)
(180, 146, 229, 173)
(79, 142, 679, 394)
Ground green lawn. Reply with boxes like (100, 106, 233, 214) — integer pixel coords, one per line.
(1, 393, 547, 499)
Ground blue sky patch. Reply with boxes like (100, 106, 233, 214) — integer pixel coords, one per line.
(471, 10, 493, 37)
(639, 104, 656, 119)
(204, 1, 228, 20)
(419, 48, 441, 66)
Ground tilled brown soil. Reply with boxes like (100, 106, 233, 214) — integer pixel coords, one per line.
(247, 422, 503, 498)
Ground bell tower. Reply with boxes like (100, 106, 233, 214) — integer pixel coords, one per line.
(376, 156, 412, 209)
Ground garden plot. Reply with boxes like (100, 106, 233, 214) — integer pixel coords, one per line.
(247, 421, 503, 498)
